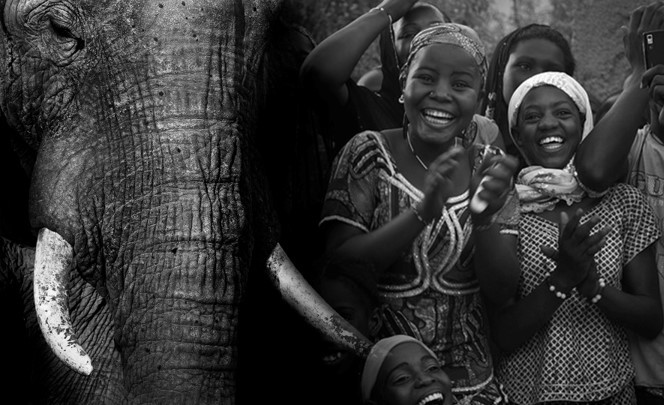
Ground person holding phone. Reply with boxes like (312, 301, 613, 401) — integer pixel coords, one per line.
(573, 2, 664, 403)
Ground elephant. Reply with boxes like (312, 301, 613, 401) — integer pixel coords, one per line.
(0, 0, 369, 403)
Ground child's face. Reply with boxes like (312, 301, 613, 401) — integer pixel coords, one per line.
(374, 342, 452, 405)
(502, 38, 566, 105)
(403, 43, 481, 146)
(393, 5, 446, 65)
(513, 86, 582, 169)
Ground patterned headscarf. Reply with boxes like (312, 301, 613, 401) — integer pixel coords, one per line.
(507, 72, 602, 213)
(399, 23, 488, 86)
(360, 335, 438, 402)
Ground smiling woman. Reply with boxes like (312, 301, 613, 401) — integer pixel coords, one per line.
(320, 23, 520, 403)
(484, 72, 664, 404)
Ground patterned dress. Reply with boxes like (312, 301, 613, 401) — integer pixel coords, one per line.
(497, 183, 661, 404)
(321, 131, 518, 403)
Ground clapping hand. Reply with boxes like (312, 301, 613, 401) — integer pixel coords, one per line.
(541, 209, 611, 292)
(469, 152, 519, 224)
(417, 146, 465, 222)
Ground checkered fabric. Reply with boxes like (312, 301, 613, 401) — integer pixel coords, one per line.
(497, 183, 661, 404)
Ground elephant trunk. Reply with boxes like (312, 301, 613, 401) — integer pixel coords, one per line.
(29, 1, 280, 402)
(105, 138, 250, 403)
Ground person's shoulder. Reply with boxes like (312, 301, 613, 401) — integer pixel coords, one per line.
(339, 130, 391, 167)
(345, 130, 385, 149)
(605, 182, 648, 207)
(357, 67, 384, 92)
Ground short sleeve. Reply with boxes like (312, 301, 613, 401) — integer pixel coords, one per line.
(618, 183, 662, 265)
(320, 131, 393, 233)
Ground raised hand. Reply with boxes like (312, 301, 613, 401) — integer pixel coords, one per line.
(541, 209, 611, 292)
(623, 1, 664, 73)
(642, 64, 664, 125)
(417, 146, 465, 222)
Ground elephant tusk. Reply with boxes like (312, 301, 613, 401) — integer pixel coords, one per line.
(267, 243, 372, 356)
(34, 228, 93, 375)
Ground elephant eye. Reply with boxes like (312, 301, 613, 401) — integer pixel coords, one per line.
(49, 17, 85, 51)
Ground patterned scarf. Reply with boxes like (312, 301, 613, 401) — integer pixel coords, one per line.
(399, 23, 488, 86)
(507, 72, 598, 213)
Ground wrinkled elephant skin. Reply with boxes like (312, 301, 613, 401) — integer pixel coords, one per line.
(0, 0, 303, 403)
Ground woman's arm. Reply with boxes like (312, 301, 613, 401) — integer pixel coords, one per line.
(575, 2, 664, 192)
(489, 279, 570, 352)
(323, 208, 435, 272)
(325, 146, 466, 272)
(490, 210, 609, 352)
(300, 0, 418, 107)
(471, 154, 520, 305)
(580, 244, 663, 338)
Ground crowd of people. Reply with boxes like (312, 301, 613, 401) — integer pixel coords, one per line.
(295, 1, 664, 404)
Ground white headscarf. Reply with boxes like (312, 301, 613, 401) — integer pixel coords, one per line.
(507, 72, 601, 213)
(508, 71, 593, 143)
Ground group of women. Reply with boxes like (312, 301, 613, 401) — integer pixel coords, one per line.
(299, 1, 664, 404)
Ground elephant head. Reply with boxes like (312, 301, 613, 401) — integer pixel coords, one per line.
(0, 0, 368, 403)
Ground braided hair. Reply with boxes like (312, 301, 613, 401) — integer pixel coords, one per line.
(481, 24, 575, 150)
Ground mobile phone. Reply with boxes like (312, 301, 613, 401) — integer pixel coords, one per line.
(643, 30, 664, 69)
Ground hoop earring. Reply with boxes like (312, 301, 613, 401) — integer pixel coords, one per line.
(398, 94, 404, 104)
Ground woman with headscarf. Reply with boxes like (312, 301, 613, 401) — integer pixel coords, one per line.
(321, 22, 520, 403)
(486, 71, 663, 404)
(300, 0, 503, 159)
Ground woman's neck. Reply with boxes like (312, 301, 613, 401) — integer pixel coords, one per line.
(406, 129, 458, 167)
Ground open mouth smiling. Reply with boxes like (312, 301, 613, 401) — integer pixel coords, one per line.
(422, 108, 455, 127)
(539, 136, 565, 150)
(416, 392, 446, 405)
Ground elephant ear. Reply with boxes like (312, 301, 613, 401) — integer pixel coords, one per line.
(0, 112, 35, 246)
